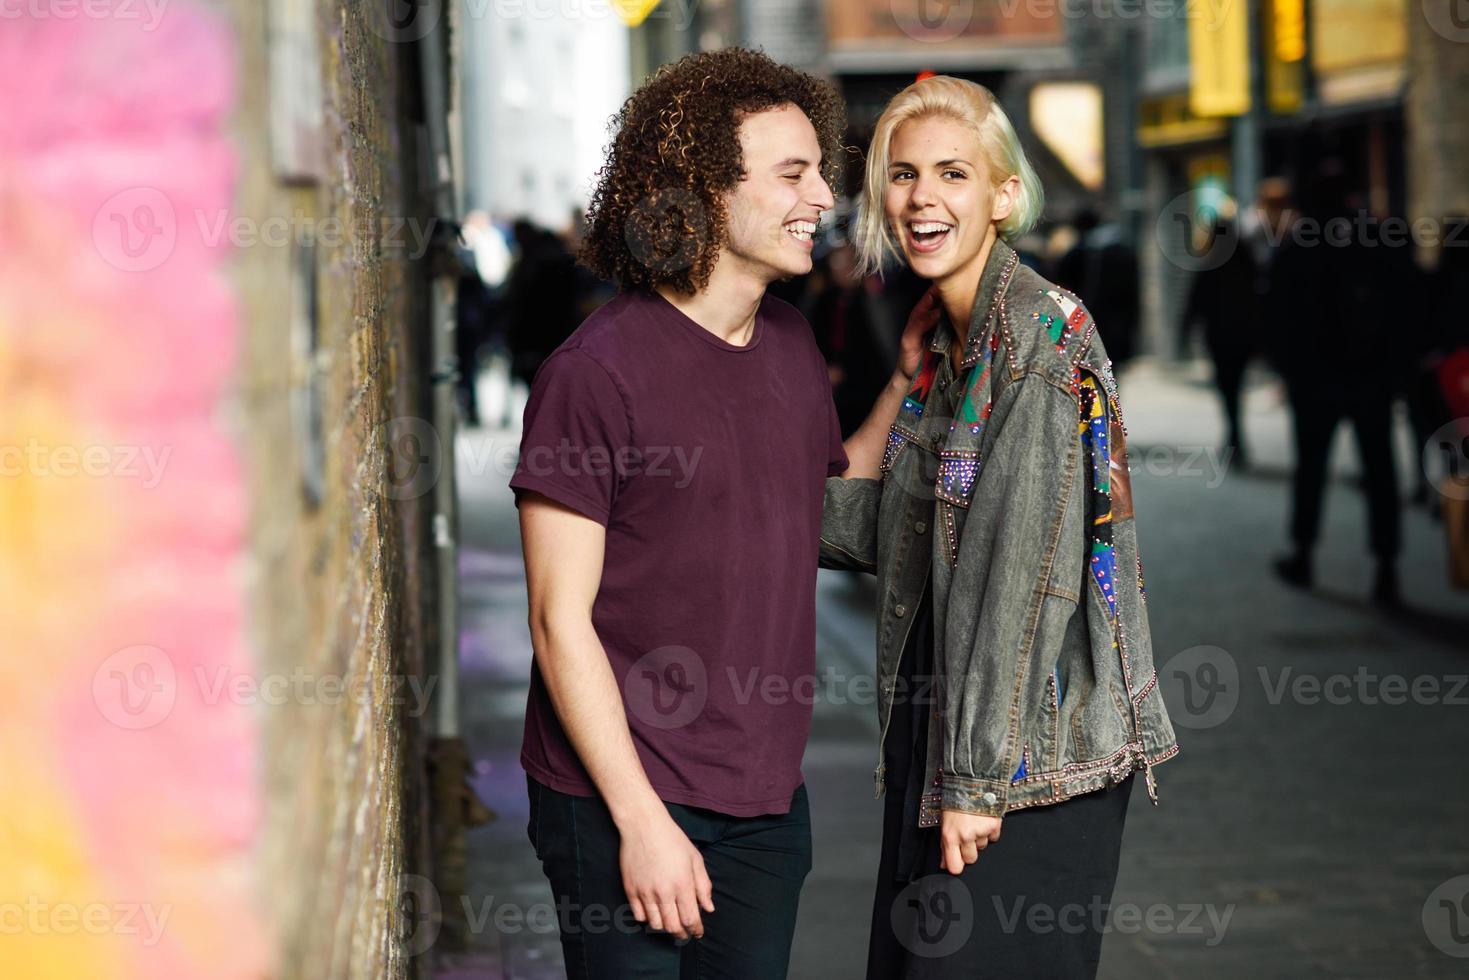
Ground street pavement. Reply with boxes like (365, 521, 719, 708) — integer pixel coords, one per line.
(438, 360, 1469, 979)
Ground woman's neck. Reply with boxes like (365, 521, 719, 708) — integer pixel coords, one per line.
(934, 225, 998, 370)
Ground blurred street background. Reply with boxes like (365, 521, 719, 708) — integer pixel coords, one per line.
(3, 1, 1469, 978)
(447, 361, 1468, 979)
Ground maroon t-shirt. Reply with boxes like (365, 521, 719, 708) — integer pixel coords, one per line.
(509, 289, 848, 816)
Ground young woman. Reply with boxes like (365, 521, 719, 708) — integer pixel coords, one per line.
(819, 75, 1179, 978)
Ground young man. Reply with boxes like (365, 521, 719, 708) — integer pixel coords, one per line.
(508, 49, 845, 979)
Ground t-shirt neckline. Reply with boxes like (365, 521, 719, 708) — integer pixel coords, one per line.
(648, 289, 766, 353)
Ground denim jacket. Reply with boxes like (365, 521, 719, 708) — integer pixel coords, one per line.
(820, 239, 1179, 824)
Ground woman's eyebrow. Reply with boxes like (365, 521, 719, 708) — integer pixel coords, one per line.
(889, 158, 972, 169)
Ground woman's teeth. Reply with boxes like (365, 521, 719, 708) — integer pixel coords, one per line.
(909, 221, 952, 250)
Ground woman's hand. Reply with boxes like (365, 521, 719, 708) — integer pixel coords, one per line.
(896, 287, 941, 382)
(939, 808, 1002, 875)
(841, 288, 944, 477)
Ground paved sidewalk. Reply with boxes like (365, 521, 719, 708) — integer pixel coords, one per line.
(444, 360, 1469, 979)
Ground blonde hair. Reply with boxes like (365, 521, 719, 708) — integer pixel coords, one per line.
(852, 76, 1044, 276)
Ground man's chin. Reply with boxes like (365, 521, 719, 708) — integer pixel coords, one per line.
(735, 248, 812, 286)
(769, 256, 812, 282)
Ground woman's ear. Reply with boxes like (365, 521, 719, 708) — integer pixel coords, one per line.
(991, 174, 1021, 223)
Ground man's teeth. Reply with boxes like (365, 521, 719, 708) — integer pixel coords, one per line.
(785, 220, 817, 241)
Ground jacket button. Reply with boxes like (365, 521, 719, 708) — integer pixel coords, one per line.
(914, 521, 927, 534)
(894, 603, 907, 618)
(982, 792, 998, 806)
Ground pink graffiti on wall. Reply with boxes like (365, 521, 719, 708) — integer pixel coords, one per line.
(0, 3, 268, 978)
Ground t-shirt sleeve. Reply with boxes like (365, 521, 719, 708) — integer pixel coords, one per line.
(509, 349, 630, 525)
(825, 387, 849, 478)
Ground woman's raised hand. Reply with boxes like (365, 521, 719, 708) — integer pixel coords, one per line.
(896, 287, 941, 382)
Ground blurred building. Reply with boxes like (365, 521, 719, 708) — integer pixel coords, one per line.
(1136, 0, 1415, 354)
(456, 0, 630, 231)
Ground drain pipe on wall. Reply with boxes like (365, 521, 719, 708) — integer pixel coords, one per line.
(415, 0, 494, 958)
(417, 0, 459, 746)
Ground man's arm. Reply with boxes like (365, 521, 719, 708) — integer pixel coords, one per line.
(519, 493, 714, 940)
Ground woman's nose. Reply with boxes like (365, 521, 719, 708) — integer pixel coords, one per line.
(909, 175, 937, 209)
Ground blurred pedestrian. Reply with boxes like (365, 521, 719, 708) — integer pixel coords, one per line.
(1055, 208, 1141, 366)
(505, 219, 579, 387)
(1407, 224, 1469, 508)
(810, 241, 897, 436)
(454, 210, 508, 427)
(1269, 163, 1405, 607)
(1182, 217, 1259, 468)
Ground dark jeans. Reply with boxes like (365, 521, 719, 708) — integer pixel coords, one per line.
(526, 775, 812, 980)
(867, 777, 1134, 979)
(1287, 390, 1401, 560)
(1210, 349, 1249, 460)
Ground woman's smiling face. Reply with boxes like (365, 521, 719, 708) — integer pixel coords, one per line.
(883, 115, 1017, 282)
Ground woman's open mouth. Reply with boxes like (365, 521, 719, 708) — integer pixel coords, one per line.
(907, 220, 953, 255)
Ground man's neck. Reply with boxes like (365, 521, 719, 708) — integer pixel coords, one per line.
(655, 254, 768, 347)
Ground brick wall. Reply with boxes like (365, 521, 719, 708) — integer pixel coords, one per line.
(231, 1, 440, 976)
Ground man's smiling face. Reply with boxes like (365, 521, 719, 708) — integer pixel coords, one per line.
(722, 103, 836, 283)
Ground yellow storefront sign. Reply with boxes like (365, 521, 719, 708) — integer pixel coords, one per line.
(1189, 0, 1250, 117)
(613, 0, 662, 27)
(1265, 0, 1304, 113)
(1310, 0, 1408, 106)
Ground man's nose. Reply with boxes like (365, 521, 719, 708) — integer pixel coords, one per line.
(810, 175, 836, 212)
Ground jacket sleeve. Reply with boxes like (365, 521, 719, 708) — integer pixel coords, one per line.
(939, 371, 1083, 816)
(819, 476, 880, 573)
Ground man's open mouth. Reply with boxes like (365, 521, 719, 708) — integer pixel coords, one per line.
(785, 220, 817, 244)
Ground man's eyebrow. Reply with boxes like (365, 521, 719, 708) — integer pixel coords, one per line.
(774, 156, 819, 169)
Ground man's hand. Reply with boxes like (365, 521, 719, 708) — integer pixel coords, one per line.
(939, 808, 1002, 875)
(621, 812, 715, 941)
(896, 287, 941, 382)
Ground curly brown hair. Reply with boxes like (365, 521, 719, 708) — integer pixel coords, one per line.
(580, 48, 846, 294)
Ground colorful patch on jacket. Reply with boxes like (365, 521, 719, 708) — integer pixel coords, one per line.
(1078, 372, 1118, 622)
(902, 343, 941, 417)
(1040, 289, 1089, 356)
(935, 333, 998, 505)
(881, 332, 944, 474)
